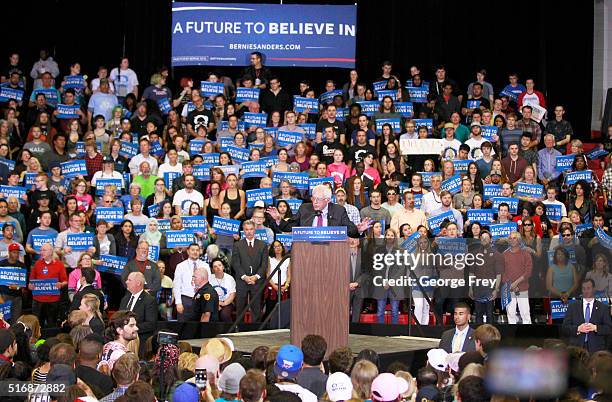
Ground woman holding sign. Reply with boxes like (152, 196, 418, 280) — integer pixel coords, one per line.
(567, 180, 596, 225)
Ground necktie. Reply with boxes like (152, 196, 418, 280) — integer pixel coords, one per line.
(248, 241, 254, 255)
(317, 214, 323, 227)
(585, 303, 591, 342)
(452, 332, 462, 352)
(127, 294, 134, 311)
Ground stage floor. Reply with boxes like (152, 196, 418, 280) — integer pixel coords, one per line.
(184, 329, 441, 356)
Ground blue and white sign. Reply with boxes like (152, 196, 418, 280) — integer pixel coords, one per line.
(158, 219, 171, 232)
(56, 104, 81, 119)
(586, 148, 608, 160)
(0, 301, 12, 320)
(515, 182, 544, 198)
(483, 184, 502, 200)
(165, 230, 197, 247)
(491, 197, 519, 214)
(293, 96, 319, 113)
(158, 98, 173, 114)
(96, 255, 128, 276)
(133, 225, 147, 236)
(565, 170, 592, 185)
(31, 235, 56, 251)
(200, 81, 225, 97)
(219, 120, 246, 131)
(576, 223, 592, 237)
(0, 186, 27, 204)
(413, 119, 433, 135)
(31, 279, 60, 296)
(427, 210, 456, 235)
(550, 300, 568, 319)
(67, 233, 94, 251)
(276, 130, 304, 147)
(401, 232, 420, 253)
(0, 87, 24, 103)
(299, 123, 316, 140)
(395, 102, 414, 118)
(319, 90, 343, 105)
(60, 160, 87, 179)
(63, 75, 85, 89)
(292, 226, 347, 242)
(119, 141, 138, 159)
(417, 172, 436, 188)
(95, 178, 123, 196)
(414, 194, 423, 209)
(241, 161, 267, 179)
(555, 155, 575, 172)
(181, 216, 208, 232)
(225, 145, 250, 163)
(163, 171, 182, 190)
(272, 171, 309, 190)
(246, 188, 273, 207)
(192, 163, 213, 181)
(466, 100, 481, 109)
(148, 203, 161, 217)
(263, 127, 278, 137)
(148, 245, 160, 262)
(481, 126, 498, 142)
(375, 118, 401, 134)
(375, 89, 399, 101)
(212, 216, 241, 235)
(35, 88, 59, 106)
(407, 87, 428, 103)
(441, 175, 462, 195)
(467, 209, 494, 224)
(545, 204, 563, 221)
(242, 112, 267, 127)
(373, 81, 387, 91)
(0, 267, 27, 287)
(96, 207, 125, 224)
(283, 199, 303, 212)
(235, 87, 260, 102)
(596, 227, 612, 250)
(23, 172, 37, 188)
(215, 164, 240, 177)
(189, 140, 207, 155)
(151, 141, 164, 157)
(436, 237, 468, 255)
(309, 177, 334, 193)
(0, 158, 15, 171)
(200, 152, 220, 164)
(489, 222, 518, 240)
(356, 101, 380, 117)
(452, 160, 471, 174)
(276, 233, 293, 250)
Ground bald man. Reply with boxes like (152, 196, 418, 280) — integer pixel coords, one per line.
(192, 266, 219, 322)
(120, 271, 158, 352)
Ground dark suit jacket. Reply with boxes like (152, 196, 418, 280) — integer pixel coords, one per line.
(439, 327, 476, 353)
(349, 248, 368, 298)
(69, 284, 105, 312)
(562, 299, 612, 353)
(119, 290, 158, 341)
(231, 238, 269, 285)
(271, 202, 360, 238)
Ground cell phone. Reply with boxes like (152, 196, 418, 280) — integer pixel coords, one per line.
(195, 368, 207, 389)
(157, 331, 178, 345)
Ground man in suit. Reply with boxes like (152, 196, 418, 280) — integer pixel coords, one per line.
(69, 268, 105, 312)
(562, 278, 612, 353)
(349, 237, 368, 323)
(232, 219, 269, 322)
(439, 302, 477, 353)
(266, 184, 372, 237)
(120, 272, 158, 350)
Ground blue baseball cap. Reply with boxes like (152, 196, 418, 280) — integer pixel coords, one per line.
(173, 382, 199, 402)
(274, 345, 304, 379)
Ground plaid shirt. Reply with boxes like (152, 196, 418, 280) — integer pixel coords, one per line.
(602, 167, 612, 200)
(517, 119, 542, 144)
(86, 152, 104, 179)
(100, 385, 129, 402)
(343, 203, 361, 226)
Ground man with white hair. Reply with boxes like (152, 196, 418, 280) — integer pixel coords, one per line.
(132, 161, 158, 198)
(192, 265, 219, 322)
(119, 271, 158, 349)
(266, 184, 371, 238)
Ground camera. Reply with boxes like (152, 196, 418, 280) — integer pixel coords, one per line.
(157, 331, 179, 345)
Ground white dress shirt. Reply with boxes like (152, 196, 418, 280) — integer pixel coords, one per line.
(173, 258, 211, 304)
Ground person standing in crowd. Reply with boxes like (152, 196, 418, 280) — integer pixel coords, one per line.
(191, 266, 219, 322)
(438, 303, 476, 353)
(173, 243, 211, 321)
(29, 242, 68, 328)
(121, 241, 161, 295)
(119, 272, 157, 351)
(98, 310, 138, 372)
(0, 243, 26, 322)
(503, 231, 533, 324)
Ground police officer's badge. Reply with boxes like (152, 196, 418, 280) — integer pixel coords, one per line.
(204, 293, 211, 301)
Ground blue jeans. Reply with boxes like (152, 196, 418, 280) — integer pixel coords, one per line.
(376, 290, 400, 324)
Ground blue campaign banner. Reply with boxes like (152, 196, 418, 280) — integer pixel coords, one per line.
(166, 230, 197, 247)
(67, 233, 94, 250)
(235, 87, 260, 102)
(200, 153, 220, 164)
(309, 177, 334, 193)
(119, 141, 138, 159)
(0, 87, 24, 103)
(156, 97, 172, 115)
(356, 101, 380, 117)
(23, 172, 37, 188)
(31, 279, 60, 296)
(63, 75, 85, 89)
(515, 182, 544, 198)
(436, 237, 468, 255)
(36, 88, 59, 106)
(158, 219, 171, 232)
(282, 198, 303, 212)
(0, 301, 12, 320)
(96, 255, 129, 276)
(225, 145, 250, 163)
(481, 125, 498, 142)
(596, 227, 612, 250)
(427, 211, 456, 235)
(96, 207, 125, 223)
(75, 141, 86, 155)
(272, 171, 309, 190)
(182, 216, 208, 231)
(200, 81, 225, 97)
(547, 249, 577, 266)
(395, 102, 414, 118)
(565, 170, 592, 185)
(192, 163, 213, 181)
(95, 178, 123, 196)
(452, 159, 472, 174)
(212, 216, 241, 235)
(189, 140, 207, 155)
(586, 148, 608, 160)
(0, 158, 16, 171)
(242, 112, 267, 127)
(576, 223, 592, 237)
(319, 90, 343, 105)
(292, 226, 347, 242)
(545, 204, 563, 221)
(407, 86, 428, 103)
(414, 194, 423, 209)
(293, 96, 319, 113)
(246, 188, 273, 207)
(467, 209, 494, 224)
(491, 197, 519, 214)
(151, 141, 164, 157)
(261, 156, 279, 168)
(483, 184, 502, 200)
(373, 81, 387, 91)
(216, 164, 240, 177)
(401, 232, 420, 253)
(466, 100, 481, 109)
(60, 160, 87, 179)
(441, 175, 462, 194)
(133, 225, 147, 236)
(276, 130, 304, 147)
(298, 123, 316, 139)
(501, 282, 511, 309)
(262, 128, 278, 138)
(276, 233, 293, 251)
(163, 172, 182, 190)
(489, 222, 518, 240)
(0, 267, 27, 287)
(56, 104, 80, 119)
(148, 203, 161, 218)
(417, 172, 436, 188)
(555, 155, 574, 172)
(550, 300, 570, 319)
(240, 229, 270, 243)
(375, 89, 399, 101)
(413, 119, 433, 134)
(31, 235, 56, 251)
(375, 118, 401, 134)
(0, 186, 27, 204)
(241, 161, 267, 179)
(148, 245, 160, 262)
(171, 3, 356, 68)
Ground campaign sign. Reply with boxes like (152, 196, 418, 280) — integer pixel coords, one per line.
(375, 118, 401, 134)
(376, 89, 399, 101)
(240, 229, 270, 243)
(483, 184, 502, 200)
(466, 100, 481, 109)
(427, 211, 456, 235)
(181, 216, 208, 232)
(417, 172, 436, 188)
(31, 279, 59, 296)
(75, 141, 86, 156)
(242, 112, 267, 127)
(23, 172, 37, 188)
(373, 80, 388, 91)
(586, 148, 608, 160)
(0, 186, 27, 204)
(356, 101, 381, 117)
(282, 198, 303, 212)
(276, 233, 293, 251)
(225, 145, 250, 163)
(212, 216, 241, 236)
(215, 164, 240, 177)
(293, 96, 319, 113)
(0, 267, 27, 287)
(0, 87, 24, 103)
(555, 155, 575, 172)
(547, 249, 577, 266)
(491, 197, 519, 214)
(395, 102, 414, 118)
(165, 230, 197, 247)
(407, 87, 428, 103)
(319, 90, 343, 105)
(515, 182, 544, 198)
(158, 98, 172, 114)
(0, 301, 12, 320)
(596, 227, 612, 250)
(546, 204, 563, 221)
(56, 104, 81, 119)
(218, 137, 235, 151)
(565, 170, 592, 185)
(0, 158, 15, 171)
(119, 141, 138, 159)
(133, 225, 147, 236)
(200, 81, 224, 97)
(489, 222, 518, 240)
(189, 140, 207, 155)
(31, 235, 56, 251)
(276, 130, 304, 147)
(401, 232, 420, 253)
(148, 245, 160, 262)
(436, 237, 468, 256)
(192, 163, 213, 181)
(272, 172, 309, 190)
(414, 194, 423, 209)
(261, 156, 279, 169)
(453, 159, 471, 174)
(163, 172, 182, 190)
(309, 177, 334, 193)
(481, 126, 498, 142)
(63, 75, 85, 89)
(36, 88, 59, 106)
(262, 127, 278, 138)
(60, 160, 87, 179)
(413, 119, 433, 134)
(298, 123, 317, 140)
(96, 255, 129, 276)
(292, 226, 347, 242)
(241, 161, 267, 179)
(219, 120, 246, 131)
(200, 153, 220, 165)
(67, 233, 94, 250)
(246, 188, 273, 207)
(441, 175, 462, 195)
(576, 223, 592, 237)
(467, 209, 494, 224)
(235, 87, 260, 102)
(550, 300, 568, 319)
(158, 219, 171, 232)
(148, 203, 161, 218)
(95, 178, 122, 196)
(151, 141, 164, 157)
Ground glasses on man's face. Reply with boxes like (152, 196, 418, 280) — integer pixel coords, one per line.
(524, 223, 533, 227)
(387, 192, 396, 196)
(562, 233, 572, 238)
(312, 197, 327, 202)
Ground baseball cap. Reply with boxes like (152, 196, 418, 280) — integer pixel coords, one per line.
(8, 243, 20, 252)
(427, 348, 449, 371)
(371, 373, 409, 402)
(38, 192, 50, 200)
(102, 156, 114, 164)
(218, 363, 246, 394)
(470, 121, 481, 127)
(446, 352, 464, 373)
(490, 169, 502, 177)
(47, 363, 77, 386)
(201, 338, 232, 363)
(274, 344, 304, 379)
(335, 187, 346, 195)
(48, 161, 61, 170)
(0, 329, 15, 352)
(416, 385, 440, 402)
(326, 372, 353, 401)
(253, 200, 265, 208)
(443, 122, 454, 129)
(173, 382, 199, 402)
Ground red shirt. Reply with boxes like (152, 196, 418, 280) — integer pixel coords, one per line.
(30, 258, 67, 302)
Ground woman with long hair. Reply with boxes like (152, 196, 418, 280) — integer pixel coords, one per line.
(453, 178, 475, 216)
(546, 246, 579, 302)
(271, 148, 290, 173)
(520, 215, 545, 295)
(108, 138, 129, 174)
(204, 181, 222, 227)
(93, 219, 116, 263)
(219, 173, 246, 220)
(585, 253, 612, 298)
(327, 149, 350, 188)
(533, 201, 554, 238)
(373, 228, 405, 324)
(265, 241, 291, 319)
(346, 175, 369, 210)
(206, 167, 227, 196)
(72, 178, 94, 220)
(114, 220, 138, 260)
(156, 200, 174, 220)
(467, 162, 484, 194)
(567, 180, 596, 224)
(68, 253, 103, 297)
(79, 293, 105, 335)
(291, 141, 310, 172)
(276, 200, 293, 221)
(144, 178, 171, 217)
(261, 134, 277, 157)
(362, 152, 382, 187)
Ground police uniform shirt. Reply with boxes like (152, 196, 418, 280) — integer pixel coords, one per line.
(192, 282, 219, 322)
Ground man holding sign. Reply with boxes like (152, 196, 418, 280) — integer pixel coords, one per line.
(0, 244, 26, 323)
(29, 243, 67, 328)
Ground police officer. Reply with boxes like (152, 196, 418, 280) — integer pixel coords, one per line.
(192, 266, 219, 322)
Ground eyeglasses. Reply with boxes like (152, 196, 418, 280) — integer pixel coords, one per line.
(387, 192, 396, 196)
(562, 233, 572, 237)
(523, 223, 533, 226)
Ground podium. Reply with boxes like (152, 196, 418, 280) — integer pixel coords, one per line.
(290, 227, 350, 356)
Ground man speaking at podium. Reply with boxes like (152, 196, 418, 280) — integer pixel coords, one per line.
(267, 184, 371, 237)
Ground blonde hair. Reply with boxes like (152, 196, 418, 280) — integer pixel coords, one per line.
(178, 352, 199, 372)
(67, 310, 88, 327)
(351, 359, 378, 399)
(17, 315, 41, 342)
(81, 293, 104, 323)
(150, 73, 163, 86)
